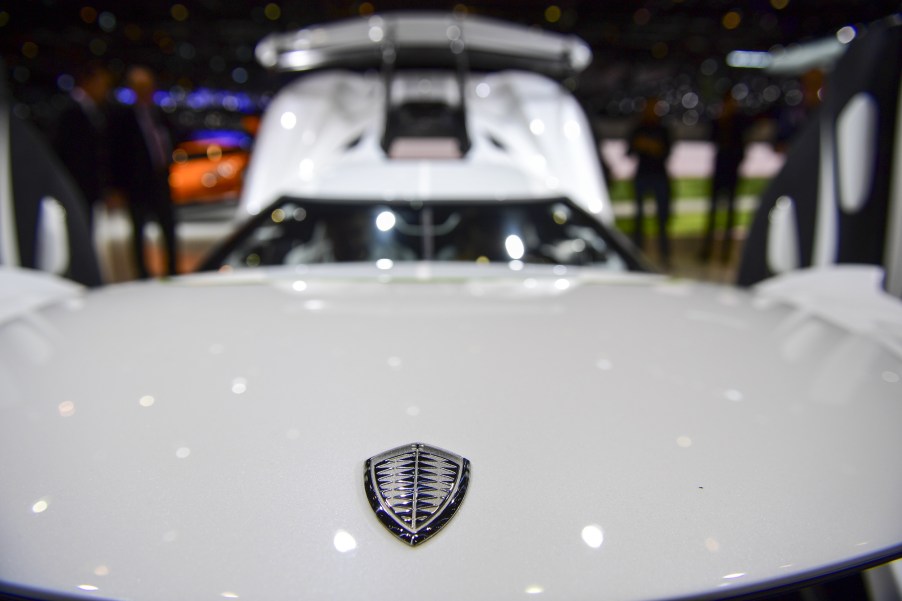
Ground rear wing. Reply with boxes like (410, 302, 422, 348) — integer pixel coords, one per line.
(256, 12, 592, 79)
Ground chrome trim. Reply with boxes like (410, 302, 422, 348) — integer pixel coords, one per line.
(364, 442, 470, 546)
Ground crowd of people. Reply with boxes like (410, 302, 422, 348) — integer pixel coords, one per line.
(52, 62, 178, 279)
(624, 80, 818, 270)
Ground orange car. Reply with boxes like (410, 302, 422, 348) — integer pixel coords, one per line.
(168, 129, 253, 205)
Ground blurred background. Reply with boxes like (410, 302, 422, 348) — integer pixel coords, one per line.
(3, 0, 900, 282)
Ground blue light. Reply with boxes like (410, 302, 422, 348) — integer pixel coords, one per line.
(114, 88, 136, 105)
(187, 130, 252, 147)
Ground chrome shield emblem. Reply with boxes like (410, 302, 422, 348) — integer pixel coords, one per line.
(364, 443, 470, 546)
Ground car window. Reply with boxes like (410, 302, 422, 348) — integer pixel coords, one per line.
(204, 198, 635, 271)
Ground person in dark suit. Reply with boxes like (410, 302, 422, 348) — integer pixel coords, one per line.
(699, 94, 752, 263)
(53, 62, 113, 233)
(627, 99, 673, 267)
(110, 65, 178, 278)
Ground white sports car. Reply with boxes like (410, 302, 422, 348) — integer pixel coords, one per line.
(1, 12, 901, 601)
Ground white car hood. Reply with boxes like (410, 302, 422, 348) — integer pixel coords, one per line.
(1, 265, 901, 600)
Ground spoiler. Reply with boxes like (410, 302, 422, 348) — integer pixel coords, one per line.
(256, 12, 592, 78)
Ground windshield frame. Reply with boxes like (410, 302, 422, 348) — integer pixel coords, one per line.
(199, 196, 650, 273)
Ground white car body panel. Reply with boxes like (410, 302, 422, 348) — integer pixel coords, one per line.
(1, 265, 901, 600)
(239, 70, 611, 223)
(4, 12, 902, 601)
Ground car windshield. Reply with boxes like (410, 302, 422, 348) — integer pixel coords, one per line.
(202, 197, 639, 271)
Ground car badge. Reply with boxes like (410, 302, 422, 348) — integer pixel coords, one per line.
(364, 443, 470, 546)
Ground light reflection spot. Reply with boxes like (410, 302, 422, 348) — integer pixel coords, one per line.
(529, 119, 545, 135)
(31, 499, 49, 514)
(175, 447, 191, 459)
(77, 585, 99, 592)
(231, 378, 247, 395)
(376, 258, 394, 270)
(581, 524, 604, 548)
(58, 400, 76, 417)
(280, 111, 297, 130)
(705, 537, 720, 552)
(523, 278, 537, 289)
(387, 356, 402, 369)
(375, 211, 396, 232)
(333, 529, 358, 552)
(221, 593, 240, 599)
(882, 371, 900, 383)
(552, 265, 567, 275)
(677, 436, 693, 448)
(93, 565, 110, 577)
(723, 572, 746, 580)
(525, 585, 544, 594)
(596, 359, 613, 371)
(836, 25, 857, 44)
(554, 278, 570, 291)
(298, 159, 315, 180)
(475, 82, 491, 98)
(292, 280, 308, 292)
(505, 234, 525, 260)
(139, 395, 155, 408)
(304, 299, 325, 311)
(724, 389, 743, 402)
(206, 145, 223, 161)
(508, 260, 524, 271)
(406, 405, 420, 416)
(564, 120, 581, 139)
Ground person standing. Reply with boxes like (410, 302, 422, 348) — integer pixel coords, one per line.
(53, 62, 113, 233)
(628, 99, 673, 267)
(699, 94, 751, 263)
(110, 66, 178, 278)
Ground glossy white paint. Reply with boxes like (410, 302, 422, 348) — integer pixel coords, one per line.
(836, 92, 877, 214)
(766, 195, 800, 275)
(814, 109, 838, 266)
(1, 264, 901, 600)
(36, 197, 70, 276)
(239, 69, 611, 224)
(0, 267, 80, 326)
